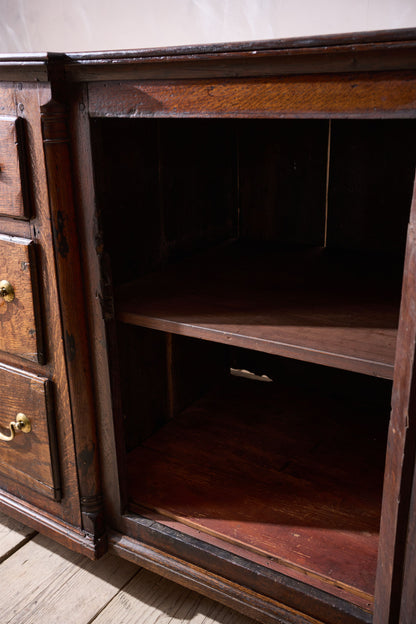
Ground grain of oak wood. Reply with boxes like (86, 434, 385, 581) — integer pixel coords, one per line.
(0, 234, 43, 362)
(87, 73, 416, 119)
(0, 363, 60, 500)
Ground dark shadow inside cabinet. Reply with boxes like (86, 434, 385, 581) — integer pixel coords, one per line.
(91, 117, 416, 616)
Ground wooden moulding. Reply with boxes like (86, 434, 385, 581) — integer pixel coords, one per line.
(109, 525, 372, 624)
(64, 29, 416, 83)
(0, 488, 106, 559)
(109, 532, 319, 624)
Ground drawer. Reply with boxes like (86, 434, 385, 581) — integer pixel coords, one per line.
(0, 363, 60, 500)
(0, 117, 29, 219)
(0, 234, 43, 362)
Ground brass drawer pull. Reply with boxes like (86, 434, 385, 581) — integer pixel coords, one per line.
(0, 413, 31, 442)
(0, 280, 15, 302)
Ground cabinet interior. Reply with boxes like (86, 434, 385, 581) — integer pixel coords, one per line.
(91, 117, 416, 613)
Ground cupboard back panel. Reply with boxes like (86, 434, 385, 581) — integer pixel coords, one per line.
(117, 324, 228, 451)
(117, 326, 392, 454)
(238, 119, 328, 245)
(92, 118, 238, 286)
(92, 118, 415, 292)
(327, 120, 416, 252)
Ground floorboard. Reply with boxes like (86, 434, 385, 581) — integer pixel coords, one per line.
(0, 510, 36, 562)
(0, 533, 137, 624)
(91, 568, 256, 624)
(0, 514, 257, 624)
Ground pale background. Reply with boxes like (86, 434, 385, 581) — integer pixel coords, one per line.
(0, 0, 415, 54)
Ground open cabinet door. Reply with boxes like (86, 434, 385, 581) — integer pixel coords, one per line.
(374, 176, 416, 624)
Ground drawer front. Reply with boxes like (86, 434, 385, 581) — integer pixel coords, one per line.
(0, 234, 43, 362)
(0, 117, 29, 219)
(0, 363, 60, 500)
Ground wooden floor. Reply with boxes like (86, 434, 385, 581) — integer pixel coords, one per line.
(0, 511, 257, 624)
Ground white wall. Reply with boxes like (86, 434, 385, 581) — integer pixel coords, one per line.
(0, 0, 415, 54)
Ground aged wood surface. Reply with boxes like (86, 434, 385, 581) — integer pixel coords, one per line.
(41, 97, 104, 547)
(110, 530, 366, 624)
(0, 533, 137, 624)
(0, 117, 29, 218)
(10, 82, 83, 528)
(0, 362, 60, 499)
(374, 205, 416, 622)
(0, 510, 35, 561)
(398, 461, 416, 623)
(0, 514, 259, 624)
(68, 84, 126, 530)
(0, 54, 52, 82)
(0, 489, 102, 558)
(117, 244, 400, 378)
(64, 29, 416, 83)
(88, 73, 416, 119)
(66, 28, 416, 60)
(0, 217, 31, 239)
(0, 234, 43, 362)
(127, 374, 387, 611)
(93, 567, 257, 624)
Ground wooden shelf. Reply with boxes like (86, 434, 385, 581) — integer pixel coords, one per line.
(117, 244, 402, 378)
(127, 374, 389, 611)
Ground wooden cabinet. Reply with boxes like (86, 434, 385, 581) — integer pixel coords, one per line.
(1, 28, 416, 623)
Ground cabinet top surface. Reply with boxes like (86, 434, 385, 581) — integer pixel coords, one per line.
(1, 27, 416, 82)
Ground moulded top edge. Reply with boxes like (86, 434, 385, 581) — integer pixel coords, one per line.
(0, 52, 65, 82)
(64, 27, 416, 61)
(61, 28, 416, 82)
(1, 28, 416, 82)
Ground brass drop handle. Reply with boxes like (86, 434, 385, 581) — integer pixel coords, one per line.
(0, 413, 31, 442)
(0, 280, 15, 302)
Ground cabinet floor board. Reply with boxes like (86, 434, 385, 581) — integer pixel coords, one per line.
(127, 376, 388, 612)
